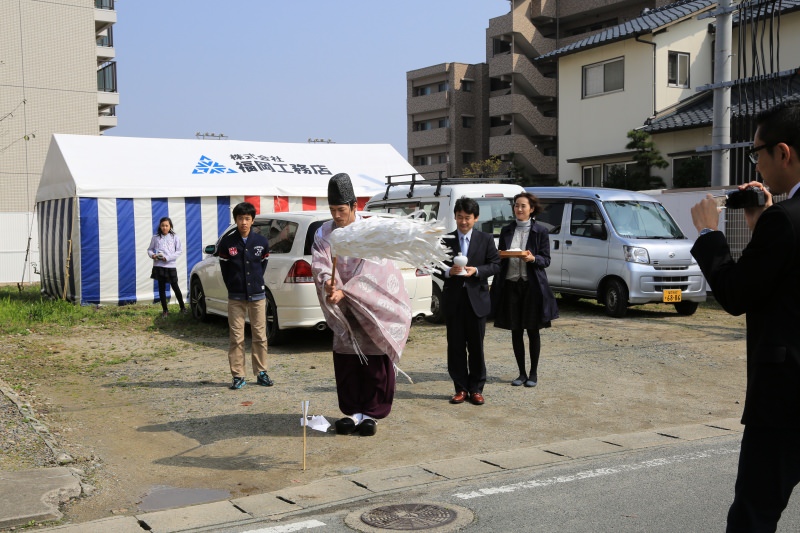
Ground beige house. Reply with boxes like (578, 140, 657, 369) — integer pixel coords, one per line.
(541, 0, 800, 188)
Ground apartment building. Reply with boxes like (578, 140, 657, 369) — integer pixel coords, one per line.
(407, 0, 673, 184)
(0, 0, 118, 215)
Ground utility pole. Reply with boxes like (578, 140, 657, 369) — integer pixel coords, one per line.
(711, 0, 732, 187)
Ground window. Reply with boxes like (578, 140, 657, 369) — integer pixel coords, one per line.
(493, 38, 511, 55)
(604, 161, 637, 181)
(582, 165, 602, 187)
(668, 52, 690, 87)
(582, 57, 624, 98)
(438, 82, 449, 92)
(438, 118, 449, 128)
(255, 220, 298, 254)
(97, 62, 117, 92)
(414, 154, 446, 166)
(537, 200, 565, 234)
(413, 121, 432, 131)
(462, 116, 474, 128)
(415, 86, 431, 97)
(462, 80, 473, 92)
(462, 152, 475, 164)
(570, 201, 606, 239)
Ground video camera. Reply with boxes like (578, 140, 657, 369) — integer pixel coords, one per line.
(725, 187, 766, 209)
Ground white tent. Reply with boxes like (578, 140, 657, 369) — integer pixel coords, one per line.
(36, 134, 416, 305)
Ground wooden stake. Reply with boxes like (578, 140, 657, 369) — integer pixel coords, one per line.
(301, 401, 309, 471)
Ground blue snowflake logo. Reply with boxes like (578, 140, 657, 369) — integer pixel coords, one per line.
(193, 155, 237, 174)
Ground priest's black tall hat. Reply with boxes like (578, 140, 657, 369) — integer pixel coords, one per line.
(327, 173, 356, 205)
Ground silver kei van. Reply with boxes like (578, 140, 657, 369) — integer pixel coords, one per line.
(526, 187, 706, 317)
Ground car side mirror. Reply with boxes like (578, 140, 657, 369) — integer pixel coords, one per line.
(590, 223, 607, 240)
(204, 244, 216, 255)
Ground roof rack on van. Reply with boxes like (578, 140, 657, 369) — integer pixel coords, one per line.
(382, 171, 515, 200)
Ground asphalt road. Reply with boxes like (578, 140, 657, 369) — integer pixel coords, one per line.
(209, 434, 800, 533)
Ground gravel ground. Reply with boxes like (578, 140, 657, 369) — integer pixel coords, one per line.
(0, 381, 58, 471)
(0, 298, 748, 528)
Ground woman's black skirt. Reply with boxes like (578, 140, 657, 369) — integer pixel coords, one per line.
(494, 278, 548, 331)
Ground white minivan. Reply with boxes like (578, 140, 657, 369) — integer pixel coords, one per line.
(526, 187, 706, 317)
(365, 175, 525, 322)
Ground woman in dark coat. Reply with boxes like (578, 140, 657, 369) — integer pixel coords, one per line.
(491, 191, 558, 387)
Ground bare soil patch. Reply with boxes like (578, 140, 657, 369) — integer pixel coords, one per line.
(0, 299, 746, 526)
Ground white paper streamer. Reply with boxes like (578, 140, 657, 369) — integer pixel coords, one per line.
(328, 214, 450, 274)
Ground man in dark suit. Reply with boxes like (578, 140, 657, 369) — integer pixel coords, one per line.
(439, 196, 500, 405)
(690, 98, 800, 532)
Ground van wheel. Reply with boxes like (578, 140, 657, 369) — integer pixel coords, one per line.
(427, 284, 444, 324)
(674, 301, 699, 316)
(265, 292, 285, 346)
(603, 279, 628, 318)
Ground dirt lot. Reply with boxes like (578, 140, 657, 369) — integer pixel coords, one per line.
(0, 298, 747, 526)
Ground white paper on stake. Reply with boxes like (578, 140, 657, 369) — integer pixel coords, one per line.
(300, 415, 331, 432)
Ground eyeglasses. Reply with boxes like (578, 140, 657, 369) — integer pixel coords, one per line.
(748, 142, 779, 165)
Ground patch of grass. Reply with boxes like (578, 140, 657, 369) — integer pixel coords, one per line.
(0, 284, 227, 337)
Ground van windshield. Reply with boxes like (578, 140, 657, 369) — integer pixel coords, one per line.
(603, 200, 685, 239)
(475, 197, 515, 236)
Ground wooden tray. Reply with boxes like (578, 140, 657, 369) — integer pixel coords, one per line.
(499, 250, 527, 258)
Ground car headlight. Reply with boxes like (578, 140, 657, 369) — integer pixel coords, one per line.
(623, 245, 650, 264)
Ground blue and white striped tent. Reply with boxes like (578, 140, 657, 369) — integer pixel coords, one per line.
(35, 134, 415, 306)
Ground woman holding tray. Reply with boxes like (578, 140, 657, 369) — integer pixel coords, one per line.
(491, 191, 558, 387)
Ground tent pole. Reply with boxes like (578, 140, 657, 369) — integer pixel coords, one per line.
(62, 239, 72, 301)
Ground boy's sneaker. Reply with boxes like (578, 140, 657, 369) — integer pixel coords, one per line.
(230, 377, 246, 390)
(257, 371, 274, 387)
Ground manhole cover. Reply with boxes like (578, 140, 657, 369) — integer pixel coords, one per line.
(362, 503, 456, 529)
(345, 502, 474, 532)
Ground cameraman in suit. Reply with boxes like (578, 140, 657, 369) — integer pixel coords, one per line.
(690, 98, 800, 532)
(439, 196, 500, 406)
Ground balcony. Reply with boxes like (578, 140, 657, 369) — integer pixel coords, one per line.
(489, 53, 555, 97)
(408, 127, 449, 150)
(490, 94, 556, 138)
(490, 134, 557, 176)
(407, 91, 448, 115)
(487, 9, 554, 58)
(96, 45, 115, 61)
(531, 0, 557, 23)
(99, 115, 117, 131)
(95, 0, 116, 30)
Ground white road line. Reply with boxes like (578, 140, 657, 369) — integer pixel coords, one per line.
(244, 519, 327, 532)
(453, 446, 740, 500)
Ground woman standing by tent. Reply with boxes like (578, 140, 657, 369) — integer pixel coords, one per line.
(147, 217, 187, 317)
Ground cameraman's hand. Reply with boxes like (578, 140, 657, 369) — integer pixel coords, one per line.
(691, 194, 721, 232)
(741, 181, 772, 232)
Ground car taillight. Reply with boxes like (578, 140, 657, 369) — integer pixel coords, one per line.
(415, 269, 430, 277)
(285, 259, 314, 283)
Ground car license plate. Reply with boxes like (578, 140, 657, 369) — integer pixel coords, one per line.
(663, 289, 682, 302)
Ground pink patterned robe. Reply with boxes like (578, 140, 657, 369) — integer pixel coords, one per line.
(311, 218, 412, 364)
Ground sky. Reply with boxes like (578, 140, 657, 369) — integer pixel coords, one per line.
(107, 1, 510, 157)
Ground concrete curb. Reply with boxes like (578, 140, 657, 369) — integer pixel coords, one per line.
(32, 417, 743, 533)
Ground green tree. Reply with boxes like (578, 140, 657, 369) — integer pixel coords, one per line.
(604, 130, 668, 191)
(464, 156, 503, 177)
(672, 157, 710, 188)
